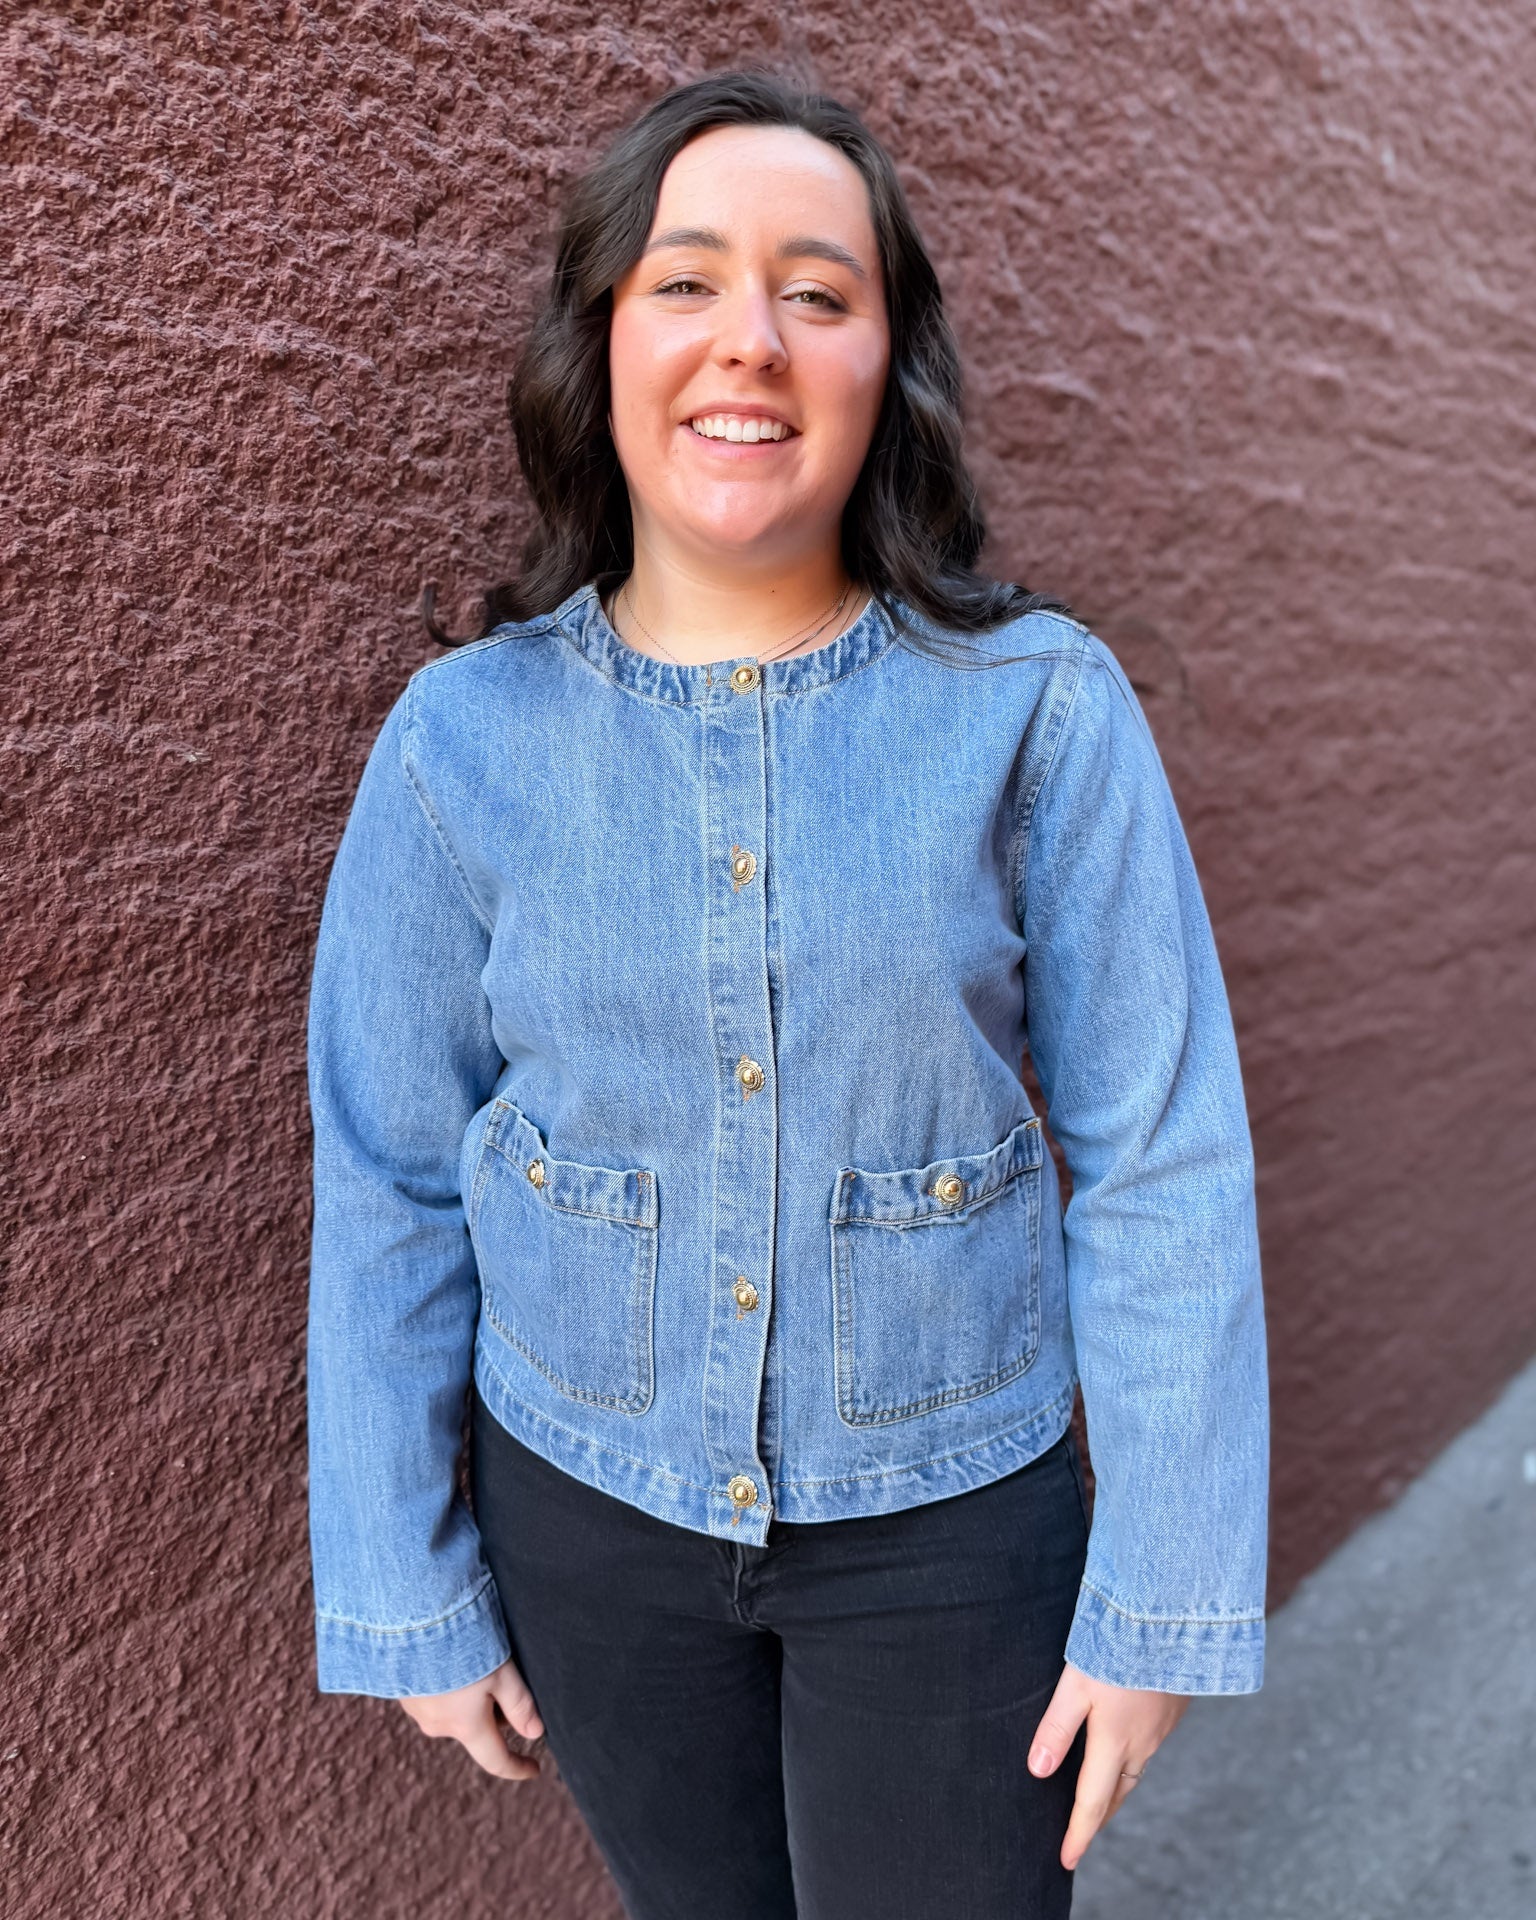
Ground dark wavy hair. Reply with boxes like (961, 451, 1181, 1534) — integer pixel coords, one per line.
(423, 66, 1075, 665)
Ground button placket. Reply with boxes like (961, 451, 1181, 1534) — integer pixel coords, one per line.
(699, 659, 777, 1539)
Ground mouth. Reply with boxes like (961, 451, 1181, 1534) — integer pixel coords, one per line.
(683, 412, 799, 447)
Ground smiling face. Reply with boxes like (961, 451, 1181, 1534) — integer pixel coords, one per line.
(607, 123, 891, 577)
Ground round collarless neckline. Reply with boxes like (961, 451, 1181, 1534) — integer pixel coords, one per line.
(550, 580, 902, 704)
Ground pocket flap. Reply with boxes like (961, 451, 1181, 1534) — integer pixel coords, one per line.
(831, 1114, 1043, 1226)
(490, 1099, 658, 1228)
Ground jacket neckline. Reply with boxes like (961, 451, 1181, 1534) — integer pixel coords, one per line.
(550, 580, 901, 704)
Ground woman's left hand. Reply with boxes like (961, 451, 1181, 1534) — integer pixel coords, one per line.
(1028, 1662, 1190, 1869)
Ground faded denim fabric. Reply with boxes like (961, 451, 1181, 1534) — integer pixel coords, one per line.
(305, 581, 1270, 1700)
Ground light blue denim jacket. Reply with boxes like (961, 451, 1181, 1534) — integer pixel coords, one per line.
(306, 580, 1269, 1700)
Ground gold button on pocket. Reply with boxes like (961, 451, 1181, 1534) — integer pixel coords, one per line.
(730, 845, 757, 888)
(736, 1056, 765, 1094)
(930, 1173, 966, 1206)
(730, 663, 761, 692)
(733, 1278, 760, 1311)
(727, 1475, 758, 1508)
(526, 1158, 547, 1188)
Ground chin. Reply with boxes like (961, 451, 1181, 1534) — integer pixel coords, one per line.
(677, 517, 802, 556)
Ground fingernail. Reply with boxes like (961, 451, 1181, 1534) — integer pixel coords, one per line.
(1030, 1747, 1053, 1774)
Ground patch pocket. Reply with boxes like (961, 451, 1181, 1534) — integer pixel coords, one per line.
(469, 1098, 659, 1414)
(829, 1115, 1044, 1427)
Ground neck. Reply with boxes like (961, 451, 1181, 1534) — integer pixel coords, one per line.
(610, 543, 866, 666)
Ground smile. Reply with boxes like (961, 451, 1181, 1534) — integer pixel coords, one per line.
(686, 415, 797, 443)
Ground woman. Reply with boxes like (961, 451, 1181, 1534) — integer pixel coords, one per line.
(305, 68, 1269, 1919)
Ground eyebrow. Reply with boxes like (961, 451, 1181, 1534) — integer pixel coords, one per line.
(641, 225, 869, 282)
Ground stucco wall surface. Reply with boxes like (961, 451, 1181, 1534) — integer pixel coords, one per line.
(3, 2, 1532, 1915)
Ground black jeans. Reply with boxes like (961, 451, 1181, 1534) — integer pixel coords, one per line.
(471, 1384, 1091, 1919)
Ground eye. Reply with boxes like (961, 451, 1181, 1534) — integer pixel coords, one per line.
(651, 278, 847, 310)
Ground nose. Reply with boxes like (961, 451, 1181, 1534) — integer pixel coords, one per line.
(709, 280, 789, 376)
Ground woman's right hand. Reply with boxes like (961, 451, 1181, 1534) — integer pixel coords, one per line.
(397, 1658, 546, 1780)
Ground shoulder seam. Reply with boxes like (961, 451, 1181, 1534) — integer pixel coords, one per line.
(1019, 606, 1091, 638)
(1010, 626, 1091, 917)
(398, 678, 496, 937)
(1076, 629, 1164, 761)
(408, 615, 561, 682)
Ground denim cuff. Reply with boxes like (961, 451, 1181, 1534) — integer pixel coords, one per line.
(1065, 1577, 1266, 1695)
(314, 1573, 512, 1699)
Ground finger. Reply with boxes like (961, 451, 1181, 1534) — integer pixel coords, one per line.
(458, 1696, 540, 1781)
(490, 1661, 545, 1741)
(1094, 1760, 1144, 1830)
(1028, 1671, 1088, 1776)
(1060, 1725, 1125, 1871)
(462, 1723, 541, 1781)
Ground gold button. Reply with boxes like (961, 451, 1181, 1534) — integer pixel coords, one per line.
(526, 1158, 546, 1188)
(733, 1278, 759, 1311)
(934, 1173, 965, 1205)
(729, 663, 760, 692)
(736, 1056, 765, 1093)
(727, 1475, 758, 1508)
(730, 845, 757, 887)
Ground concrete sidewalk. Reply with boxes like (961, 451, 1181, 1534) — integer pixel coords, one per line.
(1072, 1352, 1536, 1919)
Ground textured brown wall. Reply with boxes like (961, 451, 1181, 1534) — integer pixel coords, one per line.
(4, 2, 1532, 1914)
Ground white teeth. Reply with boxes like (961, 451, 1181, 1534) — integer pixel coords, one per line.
(688, 415, 791, 442)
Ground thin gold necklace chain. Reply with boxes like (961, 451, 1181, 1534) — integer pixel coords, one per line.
(618, 577, 852, 664)
(614, 577, 860, 666)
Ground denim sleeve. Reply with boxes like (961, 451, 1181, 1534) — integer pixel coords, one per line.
(305, 678, 512, 1698)
(1019, 629, 1269, 1694)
